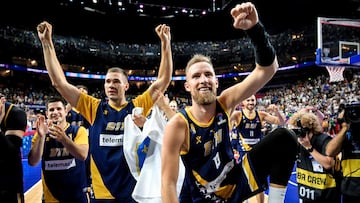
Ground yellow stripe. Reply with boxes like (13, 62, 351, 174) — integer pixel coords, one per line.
(342, 159, 360, 177)
(178, 112, 190, 155)
(296, 168, 336, 189)
(193, 170, 236, 199)
(242, 154, 259, 191)
(4, 103, 14, 128)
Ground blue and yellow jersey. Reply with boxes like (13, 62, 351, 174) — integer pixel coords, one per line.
(232, 110, 263, 153)
(75, 91, 153, 201)
(178, 100, 261, 202)
(32, 123, 89, 203)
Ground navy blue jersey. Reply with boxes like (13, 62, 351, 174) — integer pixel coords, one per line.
(34, 123, 89, 202)
(231, 110, 263, 153)
(76, 91, 153, 201)
(178, 100, 262, 202)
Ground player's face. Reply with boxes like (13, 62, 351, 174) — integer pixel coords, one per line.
(46, 101, 66, 124)
(169, 101, 178, 112)
(242, 95, 256, 110)
(79, 87, 88, 94)
(104, 72, 128, 101)
(185, 62, 218, 105)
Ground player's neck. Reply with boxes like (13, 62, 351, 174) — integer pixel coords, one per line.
(189, 103, 216, 123)
(243, 108, 256, 117)
(108, 98, 127, 108)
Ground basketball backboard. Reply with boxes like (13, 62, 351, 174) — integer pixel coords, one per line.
(316, 17, 360, 68)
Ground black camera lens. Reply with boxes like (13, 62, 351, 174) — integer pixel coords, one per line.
(291, 128, 306, 138)
(345, 102, 360, 123)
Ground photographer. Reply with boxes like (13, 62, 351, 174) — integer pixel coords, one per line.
(288, 109, 343, 203)
(326, 102, 360, 203)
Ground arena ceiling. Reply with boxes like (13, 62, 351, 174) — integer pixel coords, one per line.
(1, 0, 359, 43)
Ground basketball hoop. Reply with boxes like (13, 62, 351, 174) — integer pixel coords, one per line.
(326, 66, 345, 82)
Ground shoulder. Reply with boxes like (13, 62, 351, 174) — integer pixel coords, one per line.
(314, 133, 332, 146)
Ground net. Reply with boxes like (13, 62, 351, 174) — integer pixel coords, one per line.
(326, 66, 345, 82)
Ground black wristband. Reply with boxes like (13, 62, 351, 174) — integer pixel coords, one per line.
(244, 22, 276, 66)
(307, 146, 314, 153)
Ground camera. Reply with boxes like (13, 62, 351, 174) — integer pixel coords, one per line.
(291, 118, 310, 138)
(344, 102, 360, 124)
(291, 128, 307, 138)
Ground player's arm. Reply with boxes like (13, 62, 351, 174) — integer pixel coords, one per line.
(219, 2, 278, 112)
(161, 114, 186, 203)
(28, 115, 47, 166)
(49, 125, 89, 161)
(37, 21, 81, 107)
(261, 105, 286, 125)
(156, 94, 176, 119)
(148, 24, 173, 102)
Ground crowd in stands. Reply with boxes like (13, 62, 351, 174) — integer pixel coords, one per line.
(1, 69, 358, 139)
(0, 24, 318, 73)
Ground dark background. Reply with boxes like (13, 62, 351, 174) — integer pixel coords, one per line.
(1, 0, 359, 43)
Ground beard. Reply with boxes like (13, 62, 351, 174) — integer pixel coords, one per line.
(192, 90, 217, 105)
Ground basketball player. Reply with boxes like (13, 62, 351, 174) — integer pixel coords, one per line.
(230, 95, 286, 203)
(0, 95, 27, 203)
(28, 95, 89, 202)
(161, 2, 297, 203)
(37, 21, 173, 202)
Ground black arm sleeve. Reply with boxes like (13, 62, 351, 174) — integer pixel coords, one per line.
(244, 22, 276, 66)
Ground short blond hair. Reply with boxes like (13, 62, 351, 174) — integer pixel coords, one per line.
(107, 67, 128, 83)
(185, 54, 213, 75)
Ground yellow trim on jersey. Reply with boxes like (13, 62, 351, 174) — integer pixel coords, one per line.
(42, 172, 59, 202)
(179, 112, 190, 155)
(90, 155, 114, 199)
(76, 92, 101, 125)
(185, 107, 215, 127)
(73, 126, 89, 145)
(4, 103, 14, 128)
(342, 159, 360, 177)
(296, 167, 336, 189)
(242, 154, 259, 192)
(193, 170, 236, 199)
(132, 90, 154, 117)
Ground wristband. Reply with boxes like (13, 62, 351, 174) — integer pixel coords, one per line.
(245, 22, 276, 66)
(307, 146, 314, 153)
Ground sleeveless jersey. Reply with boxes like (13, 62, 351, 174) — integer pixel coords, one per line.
(33, 123, 89, 202)
(0, 102, 25, 197)
(232, 110, 263, 151)
(76, 91, 153, 201)
(296, 133, 341, 203)
(178, 100, 262, 203)
(340, 124, 360, 197)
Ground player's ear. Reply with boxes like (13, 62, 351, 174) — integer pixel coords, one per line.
(124, 82, 129, 91)
(184, 81, 190, 92)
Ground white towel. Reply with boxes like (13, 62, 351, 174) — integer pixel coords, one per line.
(124, 105, 185, 203)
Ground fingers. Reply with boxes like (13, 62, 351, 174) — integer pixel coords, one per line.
(231, 2, 253, 18)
